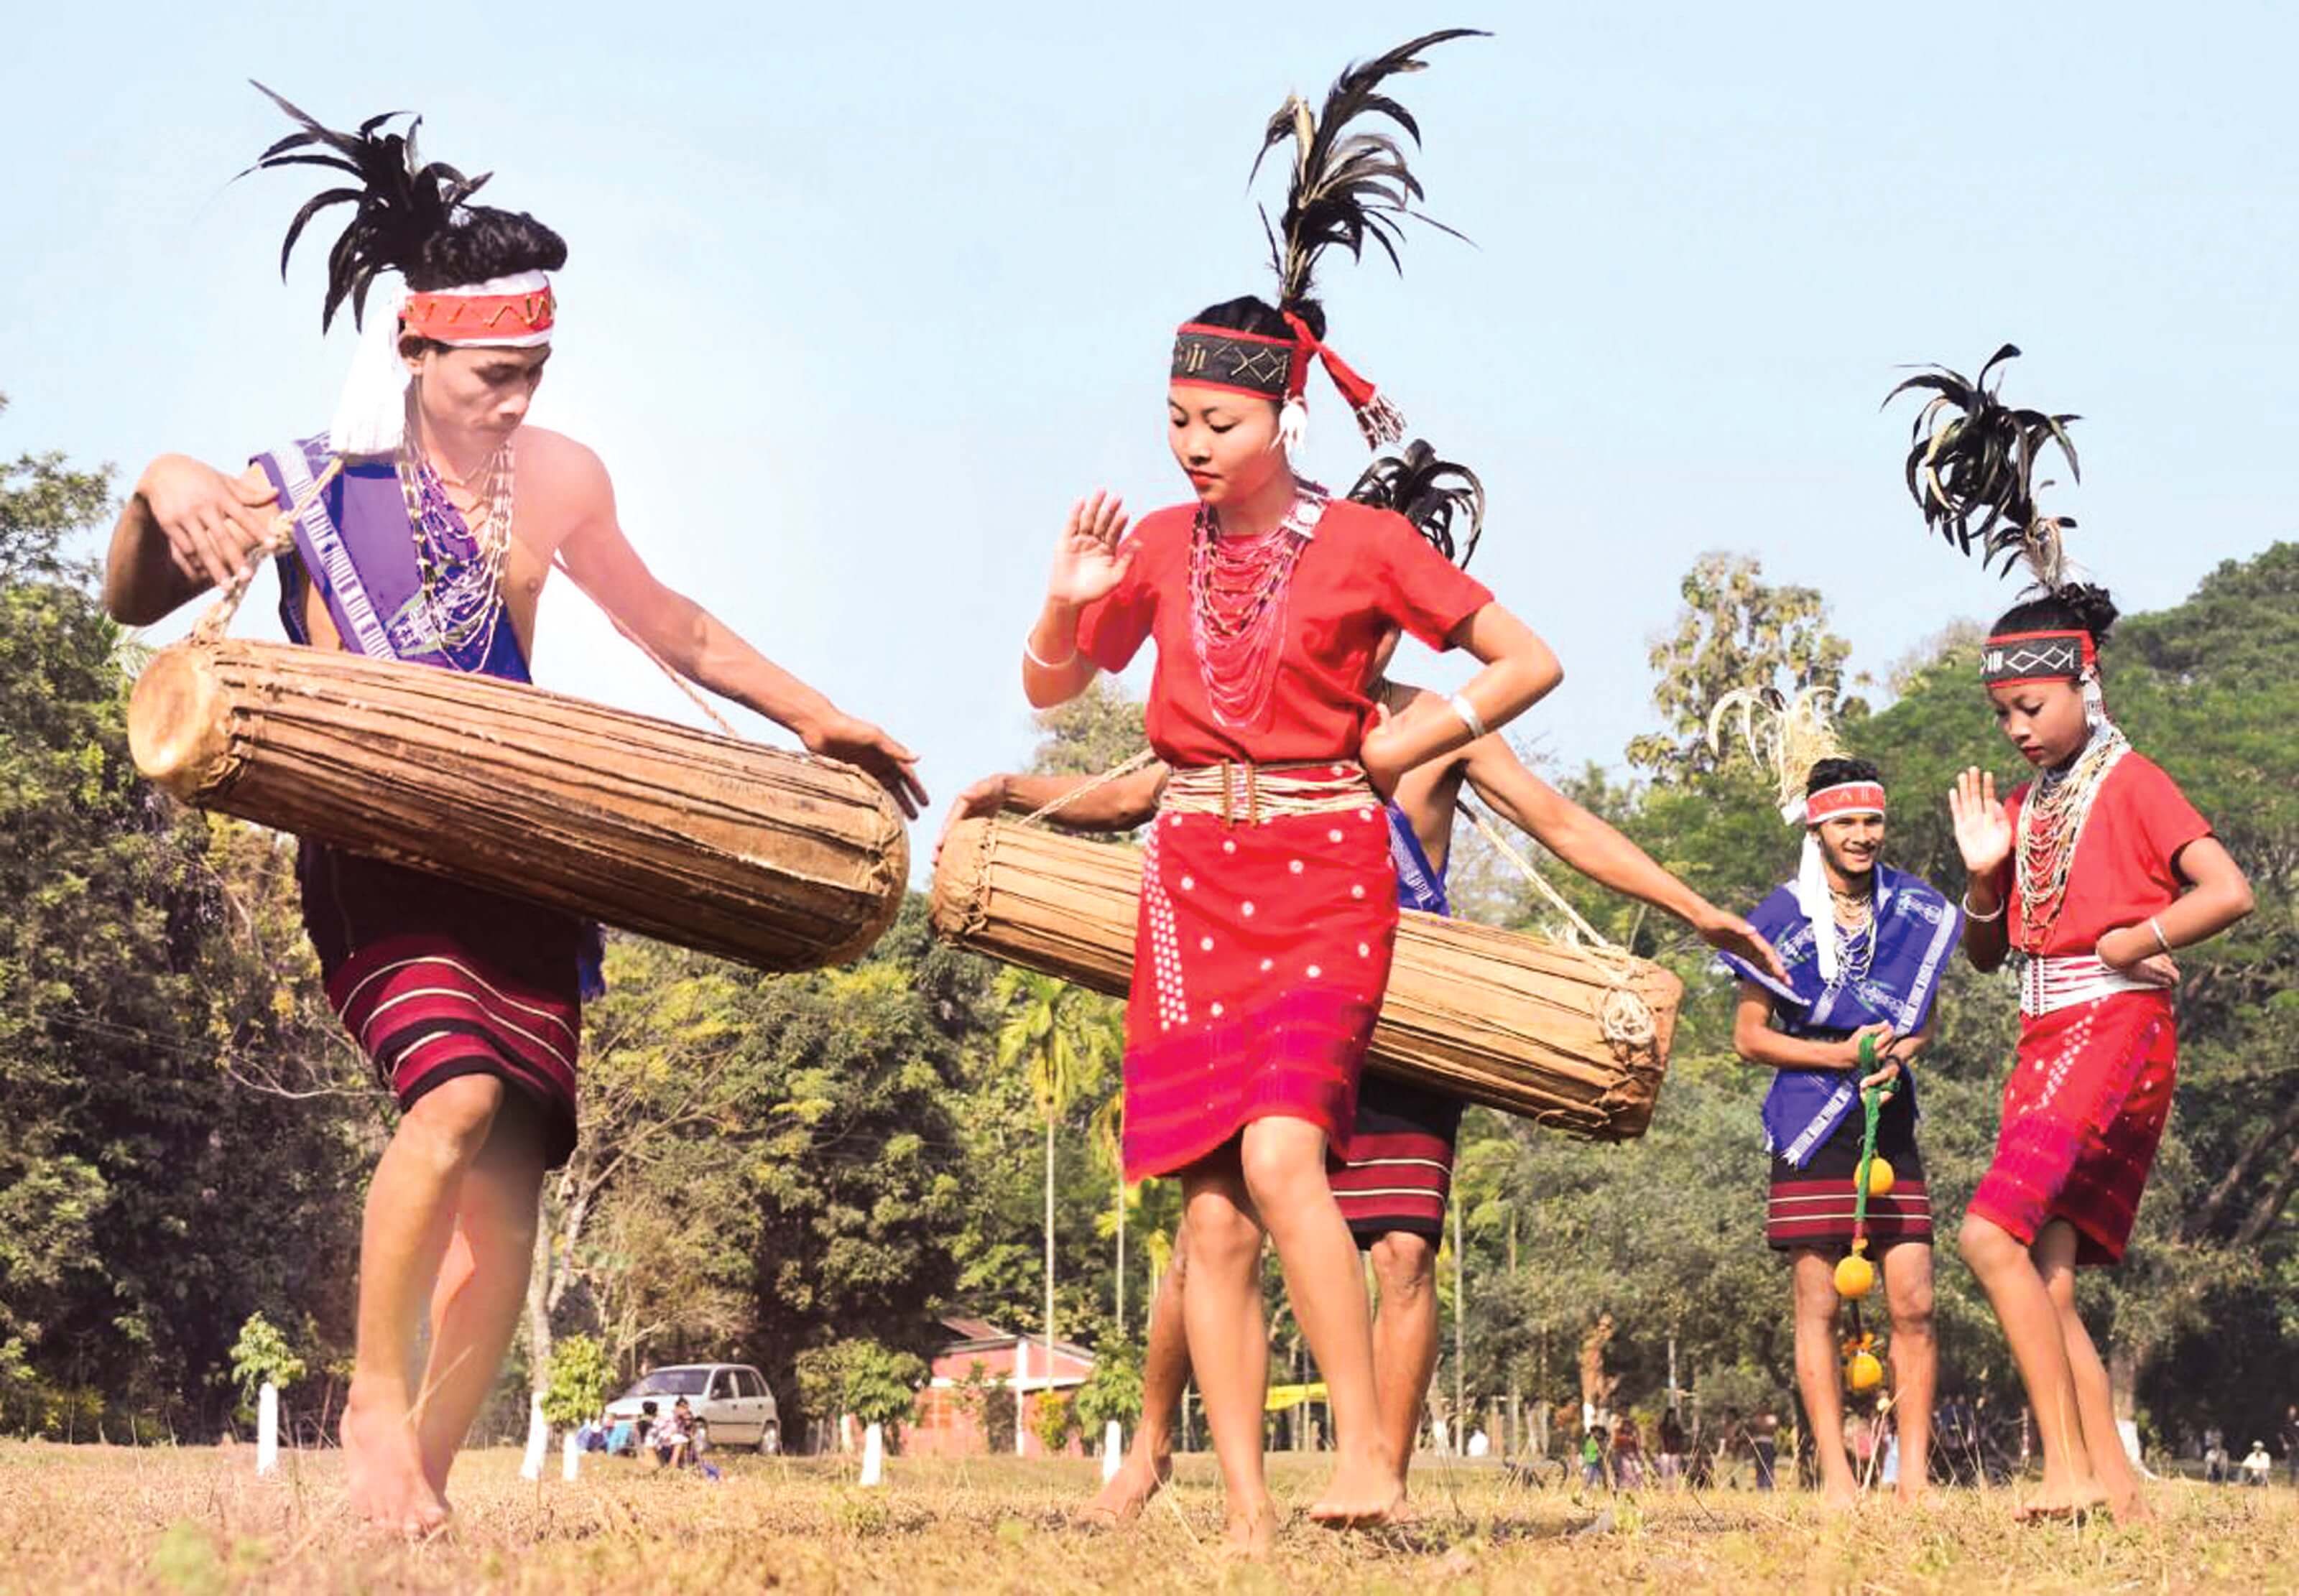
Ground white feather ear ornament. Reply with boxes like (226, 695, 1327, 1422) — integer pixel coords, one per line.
(1277, 395, 1309, 455)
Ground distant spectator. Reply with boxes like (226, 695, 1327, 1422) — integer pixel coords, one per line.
(1467, 1428, 1490, 1459)
(2243, 1442, 2273, 1487)
(1613, 1416, 1645, 1490)
(1656, 1409, 1686, 1487)
(2282, 1406, 2299, 1488)
(1580, 1426, 1606, 1489)
(2204, 1428, 2230, 1485)
(1752, 1411, 1780, 1491)
(652, 1398, 696, 1470)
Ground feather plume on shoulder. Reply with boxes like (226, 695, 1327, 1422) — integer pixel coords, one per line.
(1346, 439, 1486, 567)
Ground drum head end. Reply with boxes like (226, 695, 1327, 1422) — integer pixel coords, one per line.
(126, 644, 230, 801)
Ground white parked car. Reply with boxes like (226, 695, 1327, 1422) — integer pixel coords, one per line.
(604, 1363, 781, 1454)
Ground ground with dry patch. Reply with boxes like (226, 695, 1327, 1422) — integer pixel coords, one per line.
(4, 1442, 2296, 1592)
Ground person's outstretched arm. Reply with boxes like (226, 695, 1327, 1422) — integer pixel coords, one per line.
(549, 435, 927, 816)
(1460, 730, 1787, 982)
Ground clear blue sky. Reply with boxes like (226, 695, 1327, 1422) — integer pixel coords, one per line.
(5, 3, 2293, 868)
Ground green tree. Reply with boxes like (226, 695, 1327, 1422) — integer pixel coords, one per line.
(226, 1312, 305, 1408)
(1031, 1388, 1078, 1455)
(794, 1338, 927, 1440)
(994, 969, 1114, 1409)
(1072, 1338, 1143, 1441)
(1626, 552, 1860, 780)
(540, 1333, 614, 1429)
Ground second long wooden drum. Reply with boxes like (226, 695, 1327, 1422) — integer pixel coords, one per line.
(932, 815, 1681, 1140)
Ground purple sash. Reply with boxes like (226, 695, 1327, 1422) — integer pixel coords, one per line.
(1386, 802, 1451, 917)
(256, 434, 529, 682)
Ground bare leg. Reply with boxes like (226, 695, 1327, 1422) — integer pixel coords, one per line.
(1178, 1159, 1277, 1556)
(1078, 1224, 1190, 1527)
(1237, 1116, 1400, 1526)
(414, 1103, 547, 1496)
(2035, 1222, 2151, 1523)
(341, 1075, 506, 1535)
(1366, 1231, 1440, 1495)
(1878, 1240, 1938, 1503)
(1957, 1212, 2102, 1516)
(1788, 1250, 1859, 1511)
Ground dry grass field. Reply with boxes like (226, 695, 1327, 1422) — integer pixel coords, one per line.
(5, 1441, 2297, 1594)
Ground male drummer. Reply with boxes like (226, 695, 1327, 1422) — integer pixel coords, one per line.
(938, 632, 1782, 1518)
(103, 88, 924, 1535)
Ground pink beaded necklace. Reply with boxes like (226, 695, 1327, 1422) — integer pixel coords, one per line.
(1187, 480, 1328, 730)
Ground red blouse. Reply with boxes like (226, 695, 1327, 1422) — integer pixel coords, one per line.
(1995, 751, 2213, 956)
(1076, 498, 1494, 768)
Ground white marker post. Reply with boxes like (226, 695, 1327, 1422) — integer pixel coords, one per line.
(255, 1381, 279, 1477)
(1101, 1420, 1124, 1482)
(562, 1431, 581, 1482)
(859, 1421, 886, 1487)
(519, 1391, 548, 1481)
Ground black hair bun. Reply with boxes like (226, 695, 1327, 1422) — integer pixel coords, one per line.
(408, 205, 568, 292)
(2056, 582, 2120, 644)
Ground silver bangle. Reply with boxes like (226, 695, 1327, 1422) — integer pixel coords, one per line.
(1447, 692, 1487, 741)
(1960, 890, 2004, 924)
(2148, 915, 2171, 954)
(1022, 634, 1078, 672)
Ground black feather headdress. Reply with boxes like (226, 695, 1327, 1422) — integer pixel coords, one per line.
(1884, 343, 2082, 590)
(1347, 439, 1486, 568)
(242, 81, 491, 333)
(1251, 29, 1484, 312)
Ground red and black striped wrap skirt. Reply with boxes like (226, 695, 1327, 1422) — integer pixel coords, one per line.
(300, 841, 587, 1168)
(1119, 794, 1399, 1182)
(1767, 1086, 1932, 1252)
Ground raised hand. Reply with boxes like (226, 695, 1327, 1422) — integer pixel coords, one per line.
(804, 713, 928, 820)
(1045, 491, 1133, 607)
(1948, 766, 2014, 877)
(136, 456, 282, 588)
(1694, 909, 1789, 985)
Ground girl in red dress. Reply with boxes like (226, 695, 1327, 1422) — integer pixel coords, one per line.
(1897, 349, 2254, 1523)
(1019, 33, 1559, 1546)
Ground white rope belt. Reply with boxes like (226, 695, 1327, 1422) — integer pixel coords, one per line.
(1160, 762, 1374, 826)
(2020, 954, 2155, 1018)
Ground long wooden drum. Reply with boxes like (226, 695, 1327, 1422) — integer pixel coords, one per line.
(129, 639, 907, 972)
(932, 817, 1683, 1140)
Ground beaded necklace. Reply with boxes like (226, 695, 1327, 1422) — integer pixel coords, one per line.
(2014, 723, 2129, 952)
(1826, 882, 1876, 990)
(395, 436, 515, 669)
(1187, 479, 1327, 729)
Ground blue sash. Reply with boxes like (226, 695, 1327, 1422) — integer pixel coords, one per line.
(1387, 804, 1450, 916)
(1718, 863, 1962, 1166)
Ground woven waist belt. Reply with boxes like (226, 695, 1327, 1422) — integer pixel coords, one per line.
(1160, 761, 1374, 826)
(2020, 953, 2157, 1017)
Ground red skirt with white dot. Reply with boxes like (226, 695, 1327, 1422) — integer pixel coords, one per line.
(1119, 805, 1397, 1182)
(1966, 988, 2176, 1267)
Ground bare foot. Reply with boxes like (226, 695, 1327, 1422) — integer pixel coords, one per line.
(1307, 1450, 1405, 1528)
(1897, 1485, 1948, 1510)
(2011, 1481, 2109, 1523)
(1223, 1495, 1278, 1559)
(1073, 1454, 1171, 1528)
(1821, 1481, 1860, 1514)
(342, 1380, 448, 1538)
(2106, 1488, 2155, 1526)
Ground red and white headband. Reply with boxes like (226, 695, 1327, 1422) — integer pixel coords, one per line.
(330, 270, 556, 455)
(1804, 781, 1887, 823)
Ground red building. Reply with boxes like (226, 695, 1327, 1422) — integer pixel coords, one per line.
(907, 1317, 1096, 1459)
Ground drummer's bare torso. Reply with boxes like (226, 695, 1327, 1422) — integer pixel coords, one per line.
(277, 424, 601, 659)
(1379, 680, 1473, 874)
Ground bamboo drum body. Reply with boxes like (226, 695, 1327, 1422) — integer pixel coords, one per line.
(932, 817, 1680, 1139)
(129, 639, 907, 972)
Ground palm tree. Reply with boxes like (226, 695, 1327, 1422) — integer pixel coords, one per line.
(1088, 1075, 1127, 1335)
(995, 970, 1110, 1425)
